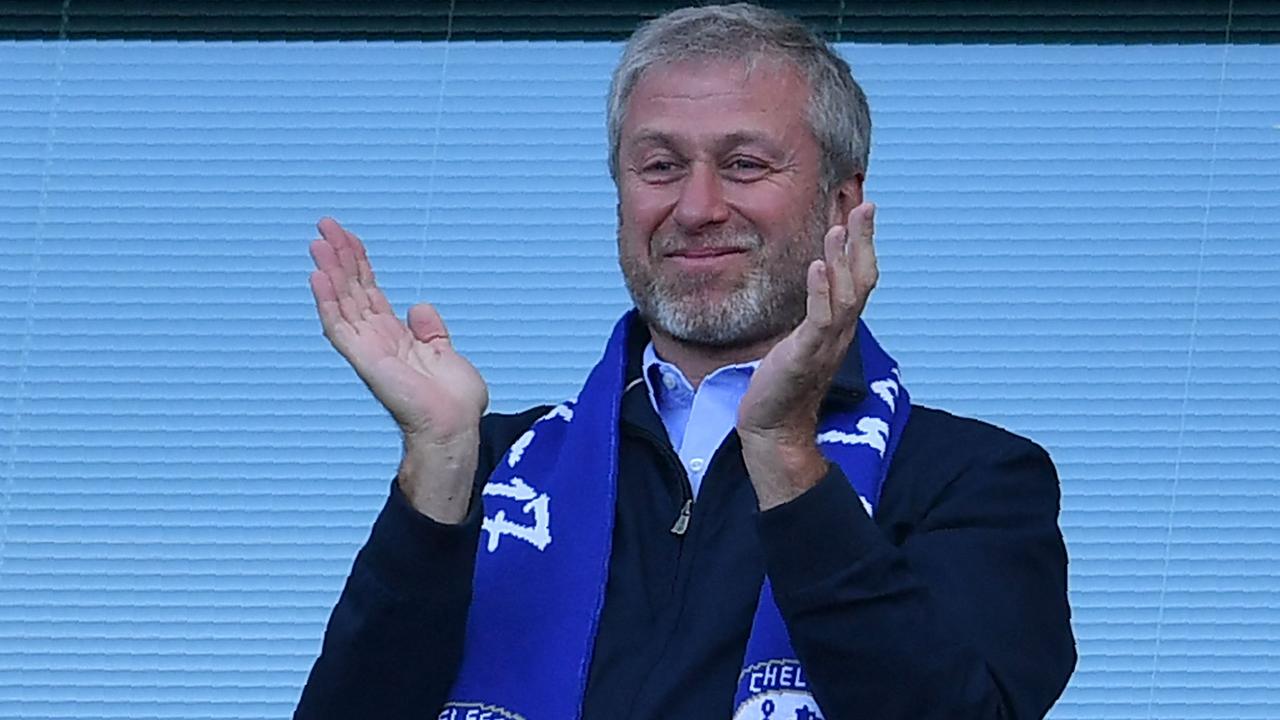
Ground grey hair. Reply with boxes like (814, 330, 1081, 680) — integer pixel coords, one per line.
(606, 3, 871, 191)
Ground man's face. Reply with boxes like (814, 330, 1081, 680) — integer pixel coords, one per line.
(616, 57, 847, 348)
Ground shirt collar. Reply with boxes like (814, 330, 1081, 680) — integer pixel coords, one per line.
(642, 341, 758, 394)
(622, 314, 869, 404)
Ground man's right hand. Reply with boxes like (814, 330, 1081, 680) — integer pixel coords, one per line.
(308, 217, 489, 523)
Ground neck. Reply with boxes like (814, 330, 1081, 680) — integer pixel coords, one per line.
(649, 326, 783, 389)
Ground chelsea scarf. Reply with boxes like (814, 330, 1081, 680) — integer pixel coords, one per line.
(440, 311, 910, 720)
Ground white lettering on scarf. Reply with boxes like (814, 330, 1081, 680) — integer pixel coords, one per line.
(482, 477, 551, 552)
(506, 430, 534, 468)
(735, 659, 823, 720)
(870, 372, 901, 414)
(817, 416, 889, 457)
(481, 401, 574, 553)
(814, 372, 899, 519)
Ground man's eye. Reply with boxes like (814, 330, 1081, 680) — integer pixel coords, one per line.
(639, 161, 681, 182)
(725, 158, 769, 180)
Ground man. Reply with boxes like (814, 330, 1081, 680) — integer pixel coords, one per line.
(295, 4, 1076, 719)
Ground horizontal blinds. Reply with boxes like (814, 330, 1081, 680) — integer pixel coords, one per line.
(2, 38, 1278, 719)
(1, 0, 1277, 42)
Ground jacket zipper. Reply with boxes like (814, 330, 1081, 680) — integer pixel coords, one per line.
(667, 435, 739, 536)
(617, 424, 698, 720)
(670, 498, 693, 535)
(625, 424, 696, 538)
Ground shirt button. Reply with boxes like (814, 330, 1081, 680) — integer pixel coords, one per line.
(662, 373, 678, 390)
(689, 458, 705, 472)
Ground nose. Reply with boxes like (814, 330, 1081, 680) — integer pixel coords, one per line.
(673, 161, 729, 232)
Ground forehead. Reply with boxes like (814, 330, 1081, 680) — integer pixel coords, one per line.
(621, 57, 813, 149)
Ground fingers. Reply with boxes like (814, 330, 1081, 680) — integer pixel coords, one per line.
(347, 228, 378, 288)
(315, 217, 349, 268)
(797, 201, 878, 353)
(308, 239, 350, 326)
(325, 221, 373, 323)
(308, 235, 341, 277)
(845, 202, 878, 301)
(824, 222, 856, 319)
(821, 202, 878, 326)
(308, 269, 339, 323)
(311, 222, 357, 319)
(804, 258, 831, 328)
(308, 269, 356, 352)
(319, 217, 379, 290)
(311, 217, 394, 325)
(407, 303, 451, 345)
(347, 229, 394, 315)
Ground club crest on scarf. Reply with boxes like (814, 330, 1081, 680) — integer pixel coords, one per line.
(733, 660, 823, 720)
(438, 701, 525, 720)
(480, 402, 575, 553)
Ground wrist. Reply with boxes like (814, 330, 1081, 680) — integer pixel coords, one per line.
(740, 434, 828, 511)
(397, 430, 481, 524)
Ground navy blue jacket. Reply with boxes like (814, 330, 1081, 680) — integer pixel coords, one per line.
(295, 327, 1076, 719)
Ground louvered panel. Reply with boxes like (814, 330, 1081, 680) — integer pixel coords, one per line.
(1, 37, 1277, 720)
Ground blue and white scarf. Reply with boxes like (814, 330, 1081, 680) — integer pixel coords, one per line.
(440, 311, 910, 720)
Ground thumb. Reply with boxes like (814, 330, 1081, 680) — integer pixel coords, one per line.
(406, 303, 451, 344)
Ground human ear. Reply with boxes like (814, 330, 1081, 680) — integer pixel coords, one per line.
(831, 174, 865, 224)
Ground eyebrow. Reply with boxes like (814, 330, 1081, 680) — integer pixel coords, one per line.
(717, 131, 778, 150)
(626, 129, 782, 155)
(626, 129, 679, 150)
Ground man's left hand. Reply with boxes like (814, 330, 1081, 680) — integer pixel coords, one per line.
(737, 202, 878, 510)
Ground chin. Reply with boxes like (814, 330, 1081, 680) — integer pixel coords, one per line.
(645, 297, 791, 350)
(623, 260, 804, 349)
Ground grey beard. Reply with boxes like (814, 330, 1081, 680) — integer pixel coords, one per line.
(620, 197, 830, 349)
(632, 258, 806, 348)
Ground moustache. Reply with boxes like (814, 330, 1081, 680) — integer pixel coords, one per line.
(651, 229, 764, 256)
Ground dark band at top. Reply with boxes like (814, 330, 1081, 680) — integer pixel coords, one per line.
(5, 0, 1275, 43)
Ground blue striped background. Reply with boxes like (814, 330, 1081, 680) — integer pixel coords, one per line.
(1, 40, 1277, 719)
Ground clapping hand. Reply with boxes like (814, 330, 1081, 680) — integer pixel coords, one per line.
(308, 218, 488, 521)
(736, 202, 878, 509)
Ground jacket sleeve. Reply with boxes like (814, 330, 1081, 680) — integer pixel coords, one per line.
(293, 479, 483, 719)
(758, 440, 1076, 720)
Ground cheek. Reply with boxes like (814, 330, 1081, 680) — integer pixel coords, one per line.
(726, 193, 794, 238)
(620, 182, 678, 229)
(724, 177, 809, 220)
(616, 212, 654, 265)
(616, 225, 647, 263)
